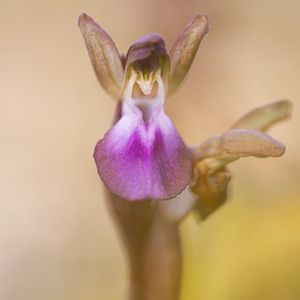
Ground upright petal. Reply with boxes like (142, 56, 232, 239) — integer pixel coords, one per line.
(78, 14, 124, 99)
(168, 15, 209, 96)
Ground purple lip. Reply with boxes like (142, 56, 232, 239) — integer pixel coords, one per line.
(94, 109, 192, 201)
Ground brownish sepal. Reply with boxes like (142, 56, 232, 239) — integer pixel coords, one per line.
(191, 163, 231, 219)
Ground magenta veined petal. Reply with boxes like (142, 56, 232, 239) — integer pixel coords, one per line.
(94, 109, 192, 201)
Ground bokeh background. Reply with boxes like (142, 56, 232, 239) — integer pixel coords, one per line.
(1, 0, 299, 299)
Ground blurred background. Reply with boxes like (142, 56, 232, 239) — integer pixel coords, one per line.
(1, 0, 299, 299)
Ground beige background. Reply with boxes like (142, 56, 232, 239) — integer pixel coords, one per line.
(1, 0, 299, 299)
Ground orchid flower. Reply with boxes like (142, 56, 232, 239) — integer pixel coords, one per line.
(189, 100, 291, 218)
(79, 13, 208, 201)
(78, 14, 292, 300)
(78, 13, 291, 211)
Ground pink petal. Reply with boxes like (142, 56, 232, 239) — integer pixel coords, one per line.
(94, 110, 192, 201)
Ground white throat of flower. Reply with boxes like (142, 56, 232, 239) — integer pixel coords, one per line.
(122, 72, 165, 122)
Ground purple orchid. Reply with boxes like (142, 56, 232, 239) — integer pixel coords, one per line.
(79, 13, 209, 201)
(79, 14, 291, 210)
(78, 14, 292, 299)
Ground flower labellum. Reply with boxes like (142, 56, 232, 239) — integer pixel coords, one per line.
(79, 14, 208, 200)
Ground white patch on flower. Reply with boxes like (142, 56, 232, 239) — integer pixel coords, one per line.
(137, 79, 153, 95)
(103, 72, 175, 157)
(123, 73, 165, 121)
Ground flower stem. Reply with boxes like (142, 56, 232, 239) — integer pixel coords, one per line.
(108, 193, 182, 300)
